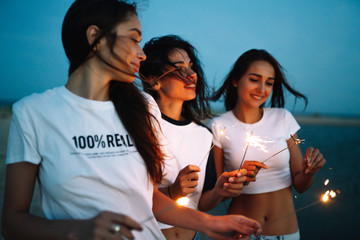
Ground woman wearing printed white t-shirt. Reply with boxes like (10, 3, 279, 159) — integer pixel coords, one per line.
(1, 1, 261, 240)
(140, 35, 250, 240)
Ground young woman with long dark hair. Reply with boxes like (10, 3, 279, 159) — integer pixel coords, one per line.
(140, 35, 248, 240)
(210, 49, 326, 240)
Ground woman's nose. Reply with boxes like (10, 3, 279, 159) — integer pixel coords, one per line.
(256, 83, 265, 92)
(138, 47, 146, 61)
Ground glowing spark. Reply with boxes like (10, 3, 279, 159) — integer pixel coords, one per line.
(176, 197, 190, 206)
(248, 135, 272, 153)
(322, 190, 330, 202)
(324, 179, 329, 186)
(140, 197, 190, 224)
(198, 127, 226, 166)
(321, 189, 337, 203)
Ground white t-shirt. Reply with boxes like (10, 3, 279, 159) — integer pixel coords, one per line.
(157, 114, 213, 229)
(209, 108, 300, 194)
(6, 86, 165, 239)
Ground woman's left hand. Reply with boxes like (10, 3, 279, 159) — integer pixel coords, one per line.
(304, 147, 326, 174)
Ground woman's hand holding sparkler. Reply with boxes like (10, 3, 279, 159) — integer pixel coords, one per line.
(203, 214, 262, 240)
(198, 169, 248, 212)
(168, 165, 200, 199)
(217, 169, 248, 197)
(241, 161, 269, 183)
(303, 147, 326, 174)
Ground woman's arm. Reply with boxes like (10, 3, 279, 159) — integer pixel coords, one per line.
(289, 133, 326, 194)
(153, 187, 261, 240)
(213, 146, 225, 178)
(198, 169, 247, 212)
(2, 162, 142, 240)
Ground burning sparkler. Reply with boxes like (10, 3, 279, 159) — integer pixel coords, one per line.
(238, 131, 253, 171)
(261, 134, 305, 163)
(141, 197, 190, 224)
(198, 127, 226, 166)
(264, 179, 338, 227)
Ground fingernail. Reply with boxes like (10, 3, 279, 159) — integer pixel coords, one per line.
(229, 178, 234, 183)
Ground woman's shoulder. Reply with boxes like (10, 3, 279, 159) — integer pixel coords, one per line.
(210, 110, 233, 122)
(264, 107, 293, 118)
(141, 91, 162, 118)
(13, 86, 63, 114)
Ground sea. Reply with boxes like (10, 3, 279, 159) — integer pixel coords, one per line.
(1, 112, 359, 239)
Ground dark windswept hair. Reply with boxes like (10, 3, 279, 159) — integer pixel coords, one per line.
(140, 35, 213, 124)
(211, 49, 308, 111)
(62, 0, 164, 184)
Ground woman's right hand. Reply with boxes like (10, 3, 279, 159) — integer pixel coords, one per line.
(241, 161, 268, 183)
(169, 165, 200, 199)
(202, 214, 262, 240)
(72, 211, 143, 240)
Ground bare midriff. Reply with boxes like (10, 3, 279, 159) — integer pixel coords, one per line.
(162, 227, 196, 240)
(228, 186, 298, 236)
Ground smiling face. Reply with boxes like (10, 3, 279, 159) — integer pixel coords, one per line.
(155, 48, 198, 103)
(234, 60, 275, 110)
(96, 13, 146, 82)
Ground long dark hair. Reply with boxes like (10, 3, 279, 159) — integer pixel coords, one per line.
(211, 49, 308, 111)
(62, 0, 164, 184)
(140, 35, 212, 124)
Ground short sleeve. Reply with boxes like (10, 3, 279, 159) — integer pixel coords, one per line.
(6, 103, 41, 165)
(284, 109, 300, 139)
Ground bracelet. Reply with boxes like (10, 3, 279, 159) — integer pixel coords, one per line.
(167, 186, 172, 199)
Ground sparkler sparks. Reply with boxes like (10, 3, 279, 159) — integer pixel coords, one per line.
(141, 197, 190, 224)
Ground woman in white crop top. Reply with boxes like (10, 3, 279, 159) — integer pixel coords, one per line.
(1, 2, 262, 239)
(210, 49, 326, 240)
(140, 35, 251, 240)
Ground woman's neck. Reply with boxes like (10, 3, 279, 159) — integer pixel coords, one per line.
(232, 105, 263, 124)
(157, 99, 185, 121)
(65, 62, 111, 101)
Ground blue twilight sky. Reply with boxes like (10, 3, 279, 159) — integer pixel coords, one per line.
(0, 0, 359, 116)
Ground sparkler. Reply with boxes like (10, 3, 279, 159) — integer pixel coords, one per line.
(264, 179, 338, 227)
(238, 131, 253, 171)
(261, 134, 304, 163)
(140, 197, 190, 224)
(198, 127, 226, 166)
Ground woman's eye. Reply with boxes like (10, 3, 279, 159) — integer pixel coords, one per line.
(266, 82, 274, 86)
(249, 78, 258, 82)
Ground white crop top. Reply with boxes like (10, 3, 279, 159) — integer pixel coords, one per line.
(209, 108, 300, 194)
